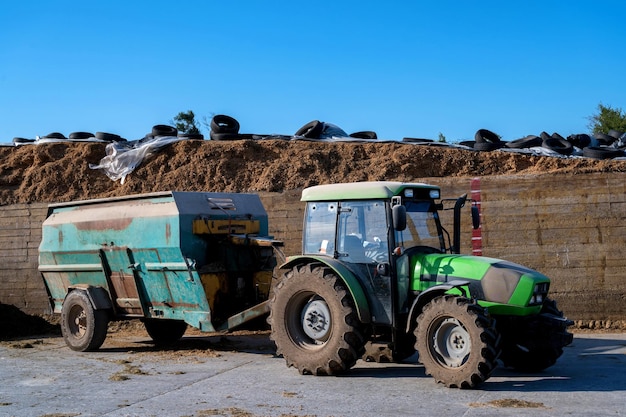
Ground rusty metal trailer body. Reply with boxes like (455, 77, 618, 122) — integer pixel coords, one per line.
(39, 191, 282, 350)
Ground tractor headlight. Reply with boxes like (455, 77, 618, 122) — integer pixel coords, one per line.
(529, 282, 549, 306)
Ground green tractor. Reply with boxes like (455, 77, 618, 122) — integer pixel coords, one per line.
(268, 181, 573, 388)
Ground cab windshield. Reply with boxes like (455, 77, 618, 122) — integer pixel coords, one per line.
(395, 201, 445, 251)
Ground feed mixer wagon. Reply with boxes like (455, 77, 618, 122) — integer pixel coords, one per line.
(39, 191, 283, 351)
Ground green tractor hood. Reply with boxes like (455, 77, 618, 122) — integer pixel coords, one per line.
(412, 254, 550, 311)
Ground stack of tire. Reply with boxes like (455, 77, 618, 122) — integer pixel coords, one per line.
(471, 128, 625, 160)
(210, 115, 243, 140)
(581, 129, 625, 160)
(473, 129, 505, 151)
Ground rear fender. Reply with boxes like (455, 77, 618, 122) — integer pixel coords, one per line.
(67, 284, 113, 311)
(405, 280, 471, 333)
(281, 256, 371, 323)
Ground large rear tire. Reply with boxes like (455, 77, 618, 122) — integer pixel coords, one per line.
(61, 291, 109, 352)
(268, 263, 366, 375)
(414, 295, 500, 388)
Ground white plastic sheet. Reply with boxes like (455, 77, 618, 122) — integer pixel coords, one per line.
(89, 136, 185, 184)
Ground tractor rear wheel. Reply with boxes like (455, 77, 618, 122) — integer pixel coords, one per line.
(415, 295, 500, 388)
(268, 263, 366, 375)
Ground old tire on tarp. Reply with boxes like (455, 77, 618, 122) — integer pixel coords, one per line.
(95, 132, 123, 142)
(210, 131, 242, 141)
(474, 129, 500, 144)
(473, 141, 503, 151)
(177, 133, 204, 139)
(295, 120, 324, 138)
(211, 115, 240, 134)
(268, 263, 366, 375)
(349, 131, 378, 139)
(542, 137, 573, 155)
(43, 132, 66, 139)
(69, 131, 95, 140)
(414, 295, 500, 388)
(402, 137, 434, 143)
(583, 146, 624, 160)
(595, 133, 615, 146)
(142, 319, 187, 344)
(505, 135, 542, 149)
(567, 134, 591, 148)
(13, 137, 35, 144)
(152, 124, 178, 137)
(61, 290, 109, 352)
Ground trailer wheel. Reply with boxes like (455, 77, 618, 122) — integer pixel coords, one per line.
(142, 319, 187, 345)
(415, 295, 499, 388)
(498, 298, 573, 372)
(268, 263, 366, 375)
(61, 291, 109, 352)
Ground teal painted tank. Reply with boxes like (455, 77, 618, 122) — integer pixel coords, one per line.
(39, 191, 281, 336)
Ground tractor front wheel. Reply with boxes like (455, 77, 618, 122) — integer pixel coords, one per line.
(268, 263, 366, 375)
(415, 295, 500, 388)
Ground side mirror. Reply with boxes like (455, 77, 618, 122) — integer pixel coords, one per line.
(392, 205, 406, 231)
(471, 205, 481, 229)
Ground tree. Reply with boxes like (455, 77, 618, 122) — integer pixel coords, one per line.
(587, 104, 626, 134)
(171, 110, 201, 135)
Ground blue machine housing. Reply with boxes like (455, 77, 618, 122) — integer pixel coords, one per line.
(39, 191, 275, 332)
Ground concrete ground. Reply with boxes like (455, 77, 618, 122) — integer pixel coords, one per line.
(0, 331, 625, 417)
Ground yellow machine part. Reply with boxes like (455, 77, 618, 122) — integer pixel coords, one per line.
(193, 219, 260, 235)
(200, 272, 229, 312)
(253, 270, 273, 300)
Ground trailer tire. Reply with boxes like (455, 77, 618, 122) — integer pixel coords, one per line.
(61, 290, 109, 352)
(415, 295, 500, 388)
(268, 263, 366, 375)
(142, 319, 187, 345)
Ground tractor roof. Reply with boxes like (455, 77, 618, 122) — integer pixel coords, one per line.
(301, 181, 440, 201)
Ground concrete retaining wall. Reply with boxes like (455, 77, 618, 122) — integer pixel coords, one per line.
(2, 173, 624, 320)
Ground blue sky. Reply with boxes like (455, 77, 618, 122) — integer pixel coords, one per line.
(1, 1, 624, 143)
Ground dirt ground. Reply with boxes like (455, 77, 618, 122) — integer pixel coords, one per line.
(2, 139, 626, 340)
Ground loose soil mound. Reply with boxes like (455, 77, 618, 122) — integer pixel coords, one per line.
(0, 303, 60, 340)
(1, 140, 625, 204)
